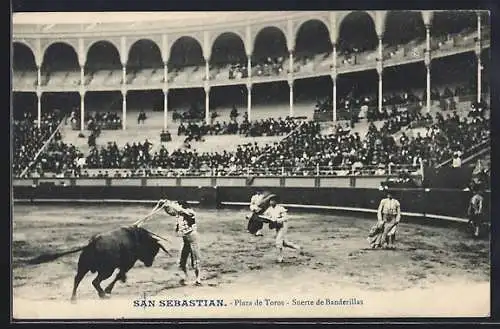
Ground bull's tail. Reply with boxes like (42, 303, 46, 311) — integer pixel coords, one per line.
(27, 244, 88, 265)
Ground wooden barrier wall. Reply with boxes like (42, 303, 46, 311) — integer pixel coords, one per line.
(11, 176, 489, 220)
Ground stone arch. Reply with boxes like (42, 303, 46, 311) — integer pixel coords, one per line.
(13, 42, 37, 70)
(293, 17, 331, 41)
(210, 32, 247, 66)
(383, 11, 426, 46)
(294, 19, 333, 57)
(337, 11, 377, 34)
(41, 42, 79, 72)
(168, 36, 205, 68)
(85, 39, 121, 61)
(85, 40, 122, 71)
(211, 31, 246, 53)
(127, 38, 163, 70)
(252, 26, 288, 61)
(431, 10, 477, 37)
(337, 11, 378, 53)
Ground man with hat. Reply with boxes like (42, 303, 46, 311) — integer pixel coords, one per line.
(262, 195, 301, 262)
(372, 188, 401, 249)
(159, 199, 202, 286)
(467, 184, 485, 238)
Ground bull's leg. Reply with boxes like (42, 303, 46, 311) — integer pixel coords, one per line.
(92, 270, 114, 299)
(104, 271, 127, 294)
(70, 267, 89, 302)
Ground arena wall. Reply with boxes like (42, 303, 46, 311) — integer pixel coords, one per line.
(12, 177, 490, 223)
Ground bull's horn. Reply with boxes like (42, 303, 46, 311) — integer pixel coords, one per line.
(155, 240, 172, 256)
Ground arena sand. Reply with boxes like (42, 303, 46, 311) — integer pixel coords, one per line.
(12, 204, 490, 319)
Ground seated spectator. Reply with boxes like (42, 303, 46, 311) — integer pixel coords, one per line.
(160, 129, 172, 142)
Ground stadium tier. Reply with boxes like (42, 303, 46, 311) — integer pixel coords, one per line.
(12, 10, 491, 184)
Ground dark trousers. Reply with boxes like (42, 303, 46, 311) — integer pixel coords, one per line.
(247, 213, 264, 234)
(179, 231, 199, 271)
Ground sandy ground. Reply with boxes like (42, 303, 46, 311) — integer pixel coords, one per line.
(12, 204, 490, 319)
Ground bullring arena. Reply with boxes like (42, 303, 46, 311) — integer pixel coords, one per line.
(13, 203, 490, 318)
(12, 11, 491, 319)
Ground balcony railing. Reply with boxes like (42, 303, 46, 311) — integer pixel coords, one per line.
(12, 28, 491, 92)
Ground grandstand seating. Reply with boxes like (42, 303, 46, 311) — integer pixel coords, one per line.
(12, 13, 491, 181)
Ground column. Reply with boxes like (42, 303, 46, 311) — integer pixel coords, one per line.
(79, 64, 85, 131)
(378, 35, 383, 67)
(476, 13, 482, 103)
(122, 65, 127, 85)
(163, 62, 168, 83)
(377, 35, 384, 114)
(247, 54, 252, 78)
(204, 85, 210, 124)
(426, 24, 431, 58)
(163, 60, 169, 130)
(80, 66, 84, 87)
(80, 90, 85, 131)
(288, 80, 294, 117)
(36, 90, 42, 129)
(247, 83, 252, 121)
(289, 49, 294, 74)
(37, 65, 41, 87)
(377, 65, 383, 114)
(122, 90, 127, 130)
(425, 24, 432, 113)
(163, 89, 168, 130)
(332, 43, 337, 70)
(477, 55, 482, 103)
(205, 57, 210, 81)
(332, 74, 337, 122)
(426, 64, 431, 113)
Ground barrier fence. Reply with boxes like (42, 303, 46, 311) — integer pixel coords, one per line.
(12, 183, 489, 221)
(19, 164, 422, 180)
(13, 174, 398, 189)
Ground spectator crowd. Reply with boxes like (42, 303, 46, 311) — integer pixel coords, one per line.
(15, 99, 489, 179)
(176, 116, 303, 142)
(12, 112, 62, 176)
(70, 110, 122, 131)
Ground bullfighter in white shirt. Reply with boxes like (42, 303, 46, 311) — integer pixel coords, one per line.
(262, 196, 301, 263)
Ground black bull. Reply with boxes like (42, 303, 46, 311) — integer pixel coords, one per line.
(28, 226, 170, 301)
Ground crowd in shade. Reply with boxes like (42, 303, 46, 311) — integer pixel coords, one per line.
(176, 117, 304, 143)
(70, 110, 122, 131)
(228, 63, 248, 79)
(427, 107, 489, 164)
(31, 140, 83, 177)
(12, 112, 62, 176)
(247, 107, 488, 176)
(253, 56, 285, 77)
(16, 99, 490, 178)
(312, 76, 480, 128)
(86, 140, 153, 170)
